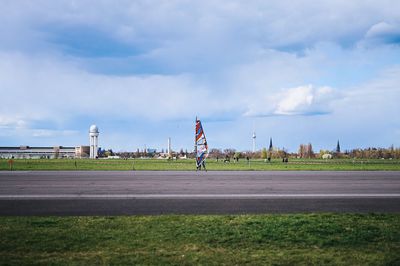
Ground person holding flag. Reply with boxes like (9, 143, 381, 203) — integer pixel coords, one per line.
(195, 117, 208, 171)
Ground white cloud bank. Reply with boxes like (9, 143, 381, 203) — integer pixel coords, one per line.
(0, 52, 212, 122)
(365, 22, 400, 43)
(243, 85, 338, 117)
(275, 85, 336, 115)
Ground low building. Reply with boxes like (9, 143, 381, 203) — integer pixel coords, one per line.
(75, 146, 90, 158)
(322, 153, 333, 159)
(145, 148, 157, 157)
(0, 146, 90, 159)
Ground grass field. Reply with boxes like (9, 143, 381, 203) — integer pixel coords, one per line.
(1, 158, 400, 171)
(1, 214, 399, 265)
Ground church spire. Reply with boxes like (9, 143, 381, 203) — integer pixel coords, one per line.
(336, 140, 341, 153)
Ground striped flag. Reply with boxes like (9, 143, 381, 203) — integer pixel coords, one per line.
(195, 118, 208, 168)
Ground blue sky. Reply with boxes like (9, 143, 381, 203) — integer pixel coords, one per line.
(0, 1, 400, 152)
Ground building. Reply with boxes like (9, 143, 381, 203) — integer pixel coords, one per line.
(146, 148, 157, 156)
(0, 146, 88, 159)
(0, 125, 97, 159)
(75, 146, 90, 158)
(89, 124, 99, 159)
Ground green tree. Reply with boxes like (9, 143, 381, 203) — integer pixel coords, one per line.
(261, 148, 268, 159)
(234, 152, 242, 159)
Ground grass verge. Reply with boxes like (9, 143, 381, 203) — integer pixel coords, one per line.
(1, 214, 400, 265)
(1, 158, 400, 171)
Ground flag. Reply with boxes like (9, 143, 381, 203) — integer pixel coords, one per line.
(195, 118, 208, 167)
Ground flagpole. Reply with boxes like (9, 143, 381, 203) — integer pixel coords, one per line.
(195, 116, 197, 167)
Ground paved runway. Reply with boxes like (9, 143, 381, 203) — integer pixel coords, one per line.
(1, 171, 400, 215)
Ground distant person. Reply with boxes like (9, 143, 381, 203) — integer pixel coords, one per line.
(224, 155, 230, 163)
(196, 160, 207, 171)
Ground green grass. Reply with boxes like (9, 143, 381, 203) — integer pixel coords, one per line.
(1, 158, 400, 171)
(1, 214, 399, 265)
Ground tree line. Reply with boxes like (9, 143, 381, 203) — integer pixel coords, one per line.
(111, 145, 400, 160)
(208, 145, 400, 160)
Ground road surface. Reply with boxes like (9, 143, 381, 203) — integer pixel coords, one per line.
(1, 171, 399, 215)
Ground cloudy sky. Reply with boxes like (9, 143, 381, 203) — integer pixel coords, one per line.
(1, 1, 399, 152)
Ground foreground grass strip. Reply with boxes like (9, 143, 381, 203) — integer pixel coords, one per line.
(1, 158, 400, 171)
(1, 214, 399, 265)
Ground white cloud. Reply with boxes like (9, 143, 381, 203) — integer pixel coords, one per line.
(0, 52, 222, 127)
(365, 22, 400, 38)
(275, 85, 336, 115)
(31, 129, 77, 138)
(0, 115, 27, 129)
(1, 1, 399, 62)
(243, 85, 339, 117)
(364, 21, 400, 45)
(0, 114, 78, 139)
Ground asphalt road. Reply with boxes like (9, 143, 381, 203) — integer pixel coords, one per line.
(1, 171, 400, 215)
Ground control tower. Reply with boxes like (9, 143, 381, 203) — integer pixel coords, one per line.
(89, 125, 99, 159)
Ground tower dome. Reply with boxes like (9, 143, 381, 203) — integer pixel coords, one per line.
(89, 124, 99, 133)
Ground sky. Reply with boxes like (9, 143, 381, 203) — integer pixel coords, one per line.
(0, 0, 400, 152)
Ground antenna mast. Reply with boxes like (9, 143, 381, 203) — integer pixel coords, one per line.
(194, 116, 197, 157)
(252, 121, 256, 153)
